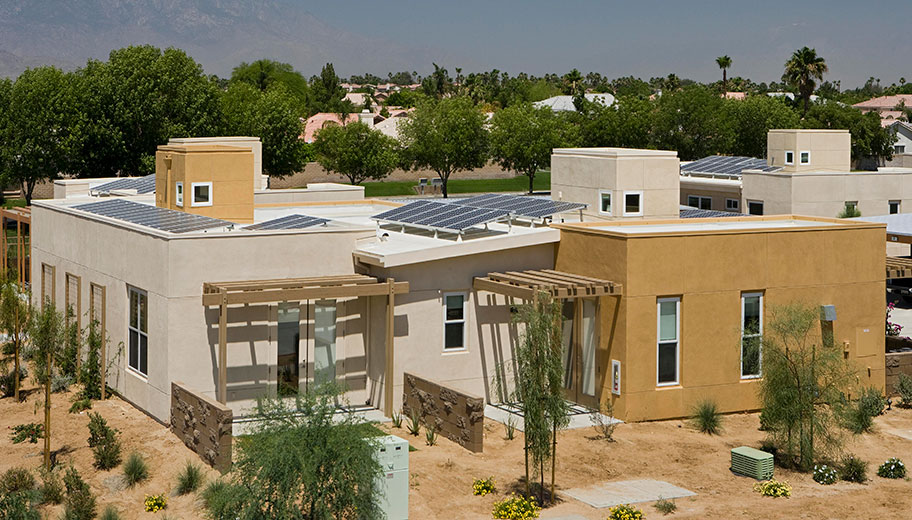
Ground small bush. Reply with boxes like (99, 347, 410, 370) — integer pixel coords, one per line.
(123, 452, 149, 487)
(877, 457, 906, 479)
(812, 464, 837, 485)
(9, 422, 43, 444)
(504, 416, 517, 440)
(0, 467, 36, 495)
(0, 366, 28, 398)
(858, 386, 887, 417)
(69, 398, 92, 414)
(175, 461, 204, 496)
(92, 432, 122, 471)
(391, 410, 402, 428)
(37, 468, 64, 505)
(590, 403, 617, 441)
(0, 490, 40, 520)
(895, 373, 912, 407)
(492, 494, 540, 519)
(654, 497, 676, 515)
(87, 412, 115, 448)
(144, 494, 167, 513)
(839, 455, 868, 483)
(753, 479, 791, 498)
(51, 373, 74, 393)
(609, 504, 644, 520)
(845, 387, 886, 434)
(406, 409, 421, 436)
(690, 399, 722, 435)
(425, 424, 438, 446)
(100, 505, 122, 520)
(63, 466, 96, 520)
(472, 476, 496, 496)
(202, 480, 248, 520)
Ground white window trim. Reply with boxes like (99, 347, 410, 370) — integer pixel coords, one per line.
(687, 195, 712, 210)
(784, 150, 795, 165)
(127, 286, 148, 377)
(799, 150, 811, 165)
(442, 292, 467, 352)
(740, 292, 763, 380)
(725, 198, 740, 211)
(656, 297, 680, 387)
(598, 190, 613, 216)
(191, 181, 213, 207)
(623, 190, 644, 217)
(175, 182, 183, 207)
(890, 200, 901, 214)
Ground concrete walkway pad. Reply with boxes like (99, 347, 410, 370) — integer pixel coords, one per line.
(564, 479, 695, 508)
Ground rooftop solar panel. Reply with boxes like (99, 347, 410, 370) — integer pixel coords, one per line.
(372, 199, 511, 233)
(681, 156, 781, 177)
(92, 174, 157, 194)
(679, 207, 742, 218)
(74, 199, 231, 234)
(456, 194, 587, 219)
(245, 214, 330, 231)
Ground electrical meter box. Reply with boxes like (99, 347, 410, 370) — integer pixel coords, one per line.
(376, 434, 409, 519)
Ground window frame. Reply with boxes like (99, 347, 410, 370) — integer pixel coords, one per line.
(41, 263, 56, 307)
(799, 150, 811, 165)
(623, 190, 644, 217)
(656, 297, 680, 387)
(890, 200, 901, 215)
(687, 195, 712, 210)
(784, 150, 795, 165)
(191, 181, 213, 207)
(175, 182, 184, 207)
(747, 200, 764, 216)
(598, 190, 613, 216)
(127, 286, 149, 377)
(725, 198, 740, 211)
(845, 201, 858, 213)
(895, 144, 906, 154)
(740, 292, 763, 379)
(442, 291, 467, 352)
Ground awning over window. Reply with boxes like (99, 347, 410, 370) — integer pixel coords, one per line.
(473, 269, 622, 300)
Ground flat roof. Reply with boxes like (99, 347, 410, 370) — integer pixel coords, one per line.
(552, 147, 678, 159)
(556, 215, 884, 238)
(852, 213, 912, 239)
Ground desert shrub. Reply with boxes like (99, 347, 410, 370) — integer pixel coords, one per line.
(123, 452, 149, 487)
(37, 468, 64, 505)
(0, 366, 28, 398)
(201, 480, 247, 520)
(839, 455, 868, 483)
(92, 432, 122, 470)
(63, 466, 96, 520)
(654, 497, 677, 515)
(844, 386, 886, 434)
(175, 461, 204, 495)
(51, 373, 74, 393)
(472, 476, 496, 496)
(406, 408, 421, 436)
(69, 398, 92, 414)
(391, 410, 402, 428)
(144, 494, 167, 513)
(425, 424, 438, 446)
(10, 423, 43, 444)
(590, 401, 617, 441)
(895, 373, 912, 407)
(504, 416, 517, 440)
(87, 412, 115, 448)
(877, 457, 906, 479)
(79, 321, 104, 400)
(812, 464, 837, 485)
(857, 386, 887, 417)
(608, 504, 644, 519)
(0, 467, 36, 495)
(753, 479, 791, 498)
(492, 494, 540, 519)
(100, 505, 122, 520)
(690, 399, 723, 435)
(0, 490, 40, 520)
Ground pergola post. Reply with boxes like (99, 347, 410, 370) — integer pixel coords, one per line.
(384, 277, 395, 416)
(218, 288, 228, 404)
(100, 287, 107, 400)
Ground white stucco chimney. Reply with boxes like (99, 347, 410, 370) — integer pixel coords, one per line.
(359, 109, 374, 128)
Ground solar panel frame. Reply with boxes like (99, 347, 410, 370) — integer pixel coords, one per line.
(455, 194, 587, 219)
(245, 214, 330, 231)
(372, 199, 511, 233)
(73, 199, 232, 234)
(681, 156, 781, 177)
(92, 174, 157, 194)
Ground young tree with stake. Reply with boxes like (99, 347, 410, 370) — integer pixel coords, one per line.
(29, 303, 65, 470)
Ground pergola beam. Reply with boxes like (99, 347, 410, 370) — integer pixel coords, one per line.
(887, 256, 912, 279)
(474, 269, 622, 300)
(202, 281, 409, 306)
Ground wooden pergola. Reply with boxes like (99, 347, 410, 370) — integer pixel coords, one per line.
(473, 269, 622, 300)
(0, 207, 30, 285)
(202, 274, 409, 413)
(887, 256, 912, 279)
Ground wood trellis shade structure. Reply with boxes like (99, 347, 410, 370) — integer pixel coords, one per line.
(202, 274, 409, 411)
(473, 269, 622, 300)
(887, 256, 912, 279)
(0, 207, 30, 285)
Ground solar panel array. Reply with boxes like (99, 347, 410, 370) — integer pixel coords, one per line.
(74, 198, 232, 234)
(245, 214, 330, 231)
(456, 194, 587, 218)
(372, 199, 511, 233)
(680, 207, 742, 219)
(92, 174, 157, 194)
(681, 156, 780, 177)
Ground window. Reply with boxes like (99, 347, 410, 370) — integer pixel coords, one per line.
(741, 293, 763, 378)
(65, 273, 81, 327)
(726, 198, 740, 211)
(800, 151, 810, 165)
(175, 182, 183, 207)
(599, 191, 612, 215)
(443, 293, 466, 350)
(895, 144, 906, 154)
(41, 263, 55, 306)
(844, 201, 858, 214)
(747, 200, 764, 215)
(890, 200, 901, 215)
(191, 182, 212, 207)
(784, 151, 794, 165)
(656, 297, 680, 386)
(687, 195, 712, 210)
(128, 287, 148, 376)
(623, 191, 643, 216)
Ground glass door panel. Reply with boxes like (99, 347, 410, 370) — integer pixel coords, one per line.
(581, 299, 597, 397)
(560, 300, 575, 390)
(277, 303, 300, 396)
(313, 300, 337, 387)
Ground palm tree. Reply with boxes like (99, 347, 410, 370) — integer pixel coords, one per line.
(782, 47, 828, 115)
(716, 55, 732, 92)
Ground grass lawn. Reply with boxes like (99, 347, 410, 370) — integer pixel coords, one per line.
(2, 198, 26, 209)
(355, 172, 550, 198)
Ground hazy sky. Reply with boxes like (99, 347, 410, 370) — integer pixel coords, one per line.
(305, 0, 911, 88)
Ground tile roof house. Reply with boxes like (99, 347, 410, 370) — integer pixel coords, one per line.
(853, 94, 912, 114)
(301, 113, 359, 143)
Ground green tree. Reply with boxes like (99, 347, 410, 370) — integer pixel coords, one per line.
(79, 321, 104, 401)
(578, 95, 655, 149)
(652, 85, 734, 160)
(222, 82, 310, 177)
(1, 67, 78, 203)
(29, 303, 65, 470)
(757, 303, 856, 471)
(724, 95, 800, 157)
(490, 103, 576, 193)
(782, 47, 828, 115)
(230, 59, 309, 115)
(420, 63, 451, 99)
(204, 386, 383, 520)
(309, 63, 345, 114)
(561, 69, 584, 96)
(0, 282, 29, 401)
(716, 55, 732, 91)
(802, 102, 896, 164)
(399, 97, 489, 198)
(312, 122, 399, 185)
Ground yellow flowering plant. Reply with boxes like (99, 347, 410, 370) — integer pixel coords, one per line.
(473, 476, 496, 496)
(753, 479, 791, 498)
(491, 494, 540, 519)
(144, 493, 167, 513)
(608, 504, 644, 520)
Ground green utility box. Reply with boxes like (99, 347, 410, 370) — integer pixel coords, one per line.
(731, 446, 774, 480)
